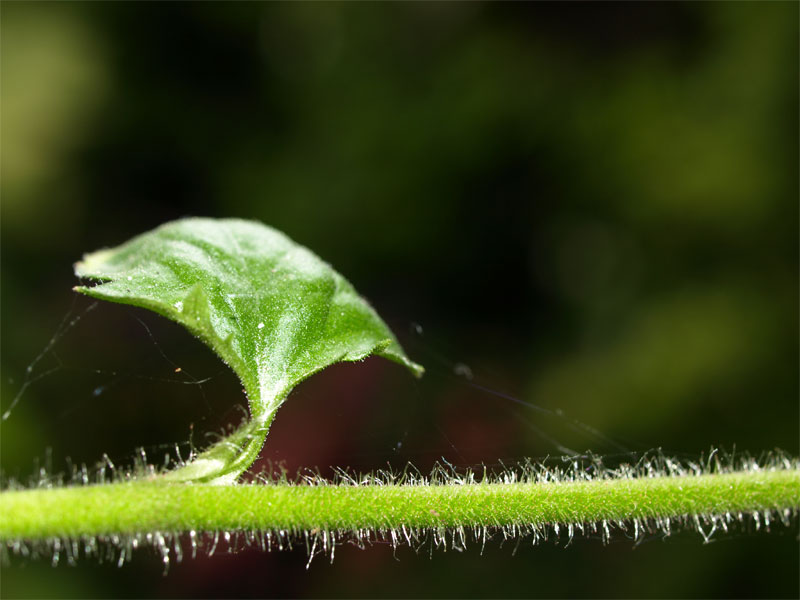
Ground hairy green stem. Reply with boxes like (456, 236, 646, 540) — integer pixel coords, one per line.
(2, 469, 798, 541)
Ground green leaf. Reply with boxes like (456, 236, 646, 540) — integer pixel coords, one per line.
(74, 218, 422, 482)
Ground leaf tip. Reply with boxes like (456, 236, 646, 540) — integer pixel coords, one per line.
(376, 341, 424, 379)
(74, 248, 115, 278)
(409, 361, 425, 378)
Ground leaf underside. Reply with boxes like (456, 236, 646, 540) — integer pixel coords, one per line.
(74, 218, 423, 427)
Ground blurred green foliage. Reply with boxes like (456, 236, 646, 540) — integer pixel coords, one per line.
(1, 3, 797, 598)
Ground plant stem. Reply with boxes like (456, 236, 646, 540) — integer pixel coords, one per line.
(2, 469, 798, 541)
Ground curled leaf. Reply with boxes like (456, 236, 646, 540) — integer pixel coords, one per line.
(74, 218, 422, 481)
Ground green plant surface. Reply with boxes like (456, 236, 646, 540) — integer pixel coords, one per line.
(1, 468, 797, 542)
(3, 218, 798, 569)
(73, 218, 422, 483)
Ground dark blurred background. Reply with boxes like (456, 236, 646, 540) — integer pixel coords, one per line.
(1, 3, 798, 598)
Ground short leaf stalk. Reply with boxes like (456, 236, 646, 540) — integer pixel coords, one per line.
(2, 454, 798, 566)
(161, 417, 276, 485)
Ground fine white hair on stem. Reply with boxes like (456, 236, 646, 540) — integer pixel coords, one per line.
(2, 449, 798, 571)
